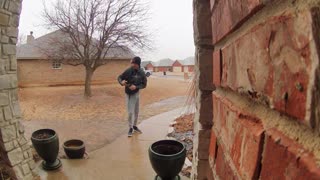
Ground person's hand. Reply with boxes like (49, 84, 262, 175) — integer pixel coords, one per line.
(121, 80, 127, 86)
(129, 85, 137, 90)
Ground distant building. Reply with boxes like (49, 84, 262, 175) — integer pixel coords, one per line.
(172, 60, 183, 72)
(180, 57, 195, 72)
(153, 58, 174, 72)
(141, 61, 154, 70)
(17, 30, 134, 87)
(170, 57, 195, 73)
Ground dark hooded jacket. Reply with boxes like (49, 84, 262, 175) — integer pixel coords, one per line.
(118, 67, 147, 95)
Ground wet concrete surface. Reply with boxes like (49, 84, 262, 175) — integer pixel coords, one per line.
(23, 96, 188, 155)
(36, 108, 190, 180)
(146, 96, 186, 108)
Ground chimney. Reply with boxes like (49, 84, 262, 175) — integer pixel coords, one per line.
(27, 31, 34, 44)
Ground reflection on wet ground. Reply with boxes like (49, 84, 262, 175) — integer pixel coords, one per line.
(36, 108, 191, 180)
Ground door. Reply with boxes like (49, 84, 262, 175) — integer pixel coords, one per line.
(173, 66, 182, 72)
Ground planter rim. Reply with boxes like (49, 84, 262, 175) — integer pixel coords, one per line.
(31, 129, 57, 142)
(63, 139, 85, 150)
(149, 140, 186, 157)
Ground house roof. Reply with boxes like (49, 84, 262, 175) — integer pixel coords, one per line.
(141, 61, 154, 67)
(153, 58, 174, 67)
(180, 56, 195, 66)
(17, 30, 135, 60)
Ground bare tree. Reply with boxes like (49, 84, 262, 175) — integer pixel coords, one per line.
(42, 0, 151, 98)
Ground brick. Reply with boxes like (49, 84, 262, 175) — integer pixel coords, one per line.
(18, 136, 27, 146)
(21, 144, 30, 151)
(3, 106, 12, 120)
(8, 148, 24, 166)
(198, 48, 214, 90)
(0, 12, 9, 25)
(2, 58, 9, 72)
(213, 50, 221, 86)
(0, 108, 4, 121)
(4, 0, 9, 9)
(199, 91, 213, 127)
(234, 117, 264, 180)
(28, 159, 36, 170)
(10, 55, 17, 70)
(198, 129, 211, 160)
(260, 129, 320, 180)
(196, 160, 210, 180)
(0, 61, 5, 75)
(0, 121, 10, 126)
(10, 89, 18, 101)
(0, 74, 13, 89)
(3, 44, 16, 55)
(24, 173, 34, 180)
(10, 37, 17, 44)
(6, 27, 18, 37)
(0, 0, 5, 8)
(4, 141, 14, 151)
(211, 0, 264, 43)
(13, 166, 24, 179)
(1, 125, 16, 142)
(212, 93, 264, 179)
(215, 147, 237, 180)
(207, 168, 214, 180)
(221, 9, 320, 125)
(23, 151, 29, 159)
(21, 163, 30, 175)
(0, 92, 9, 106)
(208, 130, 217, 164)
(10, 14, 20, 27)
(0, 74, 17, 89)
(310, 7, 320, 131)
(17, 121, 24, 134)
(8, 1, 22, 14)
(13, 140, 18, 147)
(194, 0, 212, 46)
(1, 35, 8, 43)
(12, 101, 21, 117)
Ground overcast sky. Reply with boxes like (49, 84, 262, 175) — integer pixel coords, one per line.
(18, 0, 195, 62)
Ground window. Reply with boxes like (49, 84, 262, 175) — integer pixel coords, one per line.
(52, 61, 62, 69)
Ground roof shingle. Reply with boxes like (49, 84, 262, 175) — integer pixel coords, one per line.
(17, 30, 135, 60)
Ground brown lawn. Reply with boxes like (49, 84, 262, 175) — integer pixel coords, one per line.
(19, 77, 191, 152)
(19, 77, 190, 122)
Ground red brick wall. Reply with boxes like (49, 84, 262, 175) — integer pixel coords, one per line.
(17, 59, 130, 87)
(154, 66, 172, 72)
(172, 60, 182, 67)
(186, 65, 194, 72)
(207, 0, 320, 179)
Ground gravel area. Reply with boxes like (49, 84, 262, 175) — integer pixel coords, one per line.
(168, 113, 195, 178)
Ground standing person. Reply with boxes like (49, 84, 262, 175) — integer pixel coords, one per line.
(118, 57, 147, 137)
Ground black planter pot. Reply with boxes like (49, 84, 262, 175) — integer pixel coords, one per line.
(63, 139, 85, 159)
(149, 140, 186, 180)
(31, 129, 61, 170)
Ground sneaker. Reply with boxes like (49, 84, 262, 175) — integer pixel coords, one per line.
(128, 128, 133, 137)
(133, 126, 142, 134)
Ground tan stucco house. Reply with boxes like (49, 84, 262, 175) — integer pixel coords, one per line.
(17, 31, 134, 87)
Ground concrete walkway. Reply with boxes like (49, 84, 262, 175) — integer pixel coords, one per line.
(36, 108, 190, 180)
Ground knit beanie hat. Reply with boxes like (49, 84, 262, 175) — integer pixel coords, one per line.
(132, 56, 141, 67)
